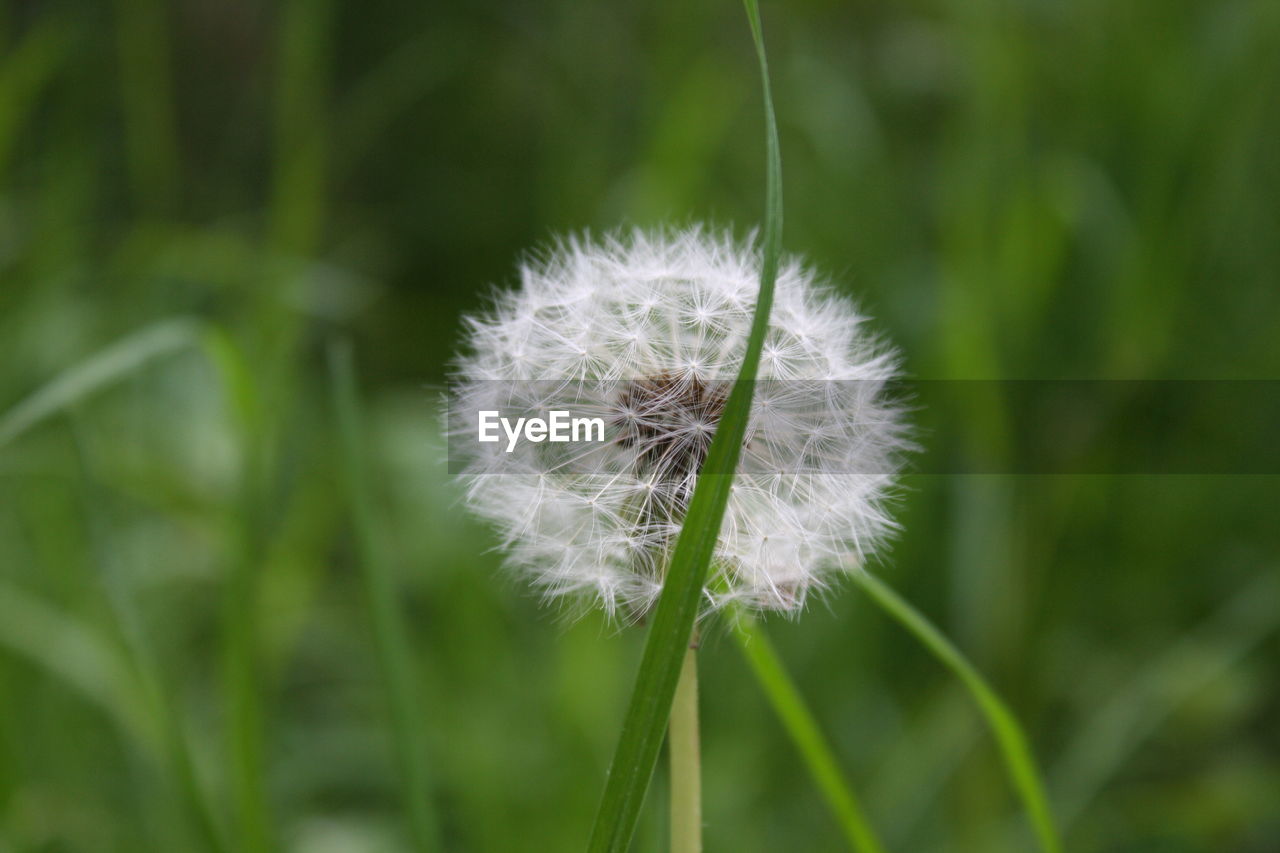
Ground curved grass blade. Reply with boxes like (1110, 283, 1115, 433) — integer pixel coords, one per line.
(0, 319, 244, 851)
(853, 572, 1062, 853)
(1052, 571, 1280, 829)
(585, 2, 783, 850)
(0, 317, 203, 449)
(1, 584, 225, 851)
(67, 415, 230, 853)
(329, 340, 442, 852)
(732, 615, 885, 852)
(0, 580, 154, 747)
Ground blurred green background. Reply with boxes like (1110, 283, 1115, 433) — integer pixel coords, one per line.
(2, 0, 1279, 851)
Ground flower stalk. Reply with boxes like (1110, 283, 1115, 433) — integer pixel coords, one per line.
(669, 641, 702, 853)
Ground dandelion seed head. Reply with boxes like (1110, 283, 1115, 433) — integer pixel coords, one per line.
(450, 226, 909, 620)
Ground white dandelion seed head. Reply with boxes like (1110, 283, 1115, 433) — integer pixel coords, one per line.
(449, 226, 910, 620)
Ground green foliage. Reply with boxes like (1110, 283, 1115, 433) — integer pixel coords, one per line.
(1, 0, 1278, 851)
(329, 341, 441, 851)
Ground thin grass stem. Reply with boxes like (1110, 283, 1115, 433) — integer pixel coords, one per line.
(67, 415, 230, 853)
(732, 614, 885, 853)
(853, 572, 1062, 853)
(668, 644, 701, 853)
(329, 340, 442, 852)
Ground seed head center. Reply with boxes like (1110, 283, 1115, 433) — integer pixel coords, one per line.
(613, 372, 729, 490)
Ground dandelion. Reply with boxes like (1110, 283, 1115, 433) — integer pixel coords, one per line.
(450, 227, 909, 620)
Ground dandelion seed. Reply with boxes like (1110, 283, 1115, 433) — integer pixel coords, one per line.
(450, 227, 909, 620)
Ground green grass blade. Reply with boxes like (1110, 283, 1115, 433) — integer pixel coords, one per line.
(585, 3, 783, 850)
(853, 572, 1062, 853)
(66, 415, 230, 853)
(0, 317, 203, 449)
(329, 341, 441, 852)
(0, 582, 226, 850)
(201, 330, 275, 853)
(0, 580, 154, 748)
(113, 0, 179, 213)
(269, 0, 332, 258)
(732, 615, 885, 852)
(1052, 571, 1280, 829)
(743, 0, 782, 263)
(0, 582, 225, 850)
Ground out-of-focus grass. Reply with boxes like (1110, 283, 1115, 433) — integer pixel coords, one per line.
(1, 1, 1279, 851)
(329, 341, 440, 852)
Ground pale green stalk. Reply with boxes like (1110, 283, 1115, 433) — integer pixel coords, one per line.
(668, 645, 701, 853)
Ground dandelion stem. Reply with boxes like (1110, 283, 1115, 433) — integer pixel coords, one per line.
(668, 643, 701, 853)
